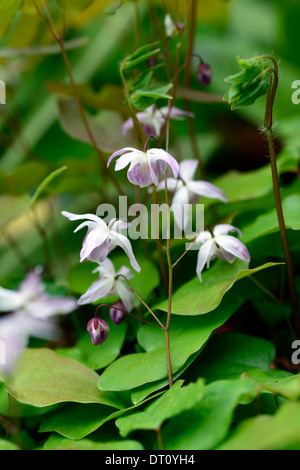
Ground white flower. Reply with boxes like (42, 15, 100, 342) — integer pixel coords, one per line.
(62, 212, 141, 273)
(107, 146, 179, 188)
(0, 269, 77, 376)
(196, 224, 251, 281)
(122, 105, 194, 138)
(157, 159, 227, 229)
(78, 259, 135, 313)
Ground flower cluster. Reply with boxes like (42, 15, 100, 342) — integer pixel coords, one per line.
(0, 269, 77, 377)
(62, 212, 138, 345)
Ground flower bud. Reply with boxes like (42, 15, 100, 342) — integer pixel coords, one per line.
(87, 317, 109, 345)
(109, 301, 126, 326)
(197, 62, 212, 86)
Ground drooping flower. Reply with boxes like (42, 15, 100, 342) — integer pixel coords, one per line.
(87, 316, 109, 346)
(157, 159, 227, 229)
(78, 259, 135, 313)
(62, 212, 141, 273)
(197, 62, 212, 86)
(107, 146, 179, 188)
(0, 269, 77, 376)
(196, 224, 251, 281)
(122, 105, 194, 138)
(109, 300, 126, 325)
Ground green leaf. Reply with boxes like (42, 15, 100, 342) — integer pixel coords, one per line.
(121, 42, 161, 72)
(218, 402, 300, 450)
(190, 332, 276, 383)
(0, 166, 67, 232)
(224, 56, 271, 110)
(154, 260, 280, 315)
(58, 99, 134, 152)
(0, 0, 23, 40)
(7, 348, 124, 409)
(116, 379, 205, 437)
(243, 369, 300, 401)
(43, 433, 144, 450)
(162, 379, 257, 450)
(0, 439, 20, 450)
(130, 84, 173, 110)
(242, 194, 300, 243)
(38, 391, 164, 440)
(98, 297, 242, 391)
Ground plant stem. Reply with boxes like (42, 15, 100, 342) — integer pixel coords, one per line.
(267, 129, 300, 337)
(164, 173, 173, 388)
(258, 55, 300, 338)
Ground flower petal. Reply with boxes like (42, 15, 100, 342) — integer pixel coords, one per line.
(147, 148, 179, 179)
(78, 277, 115, 305)
(216, 235, 250, 263)
(107, 147, 138, 168)
(112, 232, 141, 273)
(213, 224, 242, 237)
(61, 211, 101, 225)
(188, 181, 227, 202)
(0, 287, 24, 312)
(27, 296, 77, 319)
(179, 159, 199, 183)
(122, 118, 134, 135)
(80, 229, 109, 262)
(115, 281, 135, 312)
(196, 239, 216, 282)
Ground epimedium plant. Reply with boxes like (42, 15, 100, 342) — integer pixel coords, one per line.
(0, 0, 300, 452)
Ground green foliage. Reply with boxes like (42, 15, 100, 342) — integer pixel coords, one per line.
(224, 56, 272, 109)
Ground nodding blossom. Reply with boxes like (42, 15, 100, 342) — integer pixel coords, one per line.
(0, 269, 77, 376)
(122, 105, 194, 138)
(107, 146, 179, 189)
(157, 159, 227, 229)
(109, 300, 127, 326)
(78, 259, 135, 313)
(62, 212, 141, 273)
(196, 224, 251, 281)
(87, 317, 109, 346)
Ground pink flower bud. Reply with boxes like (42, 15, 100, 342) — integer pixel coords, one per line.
(87, 317, 109, 345)
(109, 301, 126, 326)
(197, 62, 212, 86)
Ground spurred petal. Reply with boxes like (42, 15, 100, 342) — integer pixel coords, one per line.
(112, 232, 141, 273)
(80, 229, 109, 262)
(216, 235, 250, 263)
(147, 148, 179, 179)
(188, 181, 227, 202)
(196, 239, 216, 282)
(213, 224, 242, 237)
(127, 162, 153, 188)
